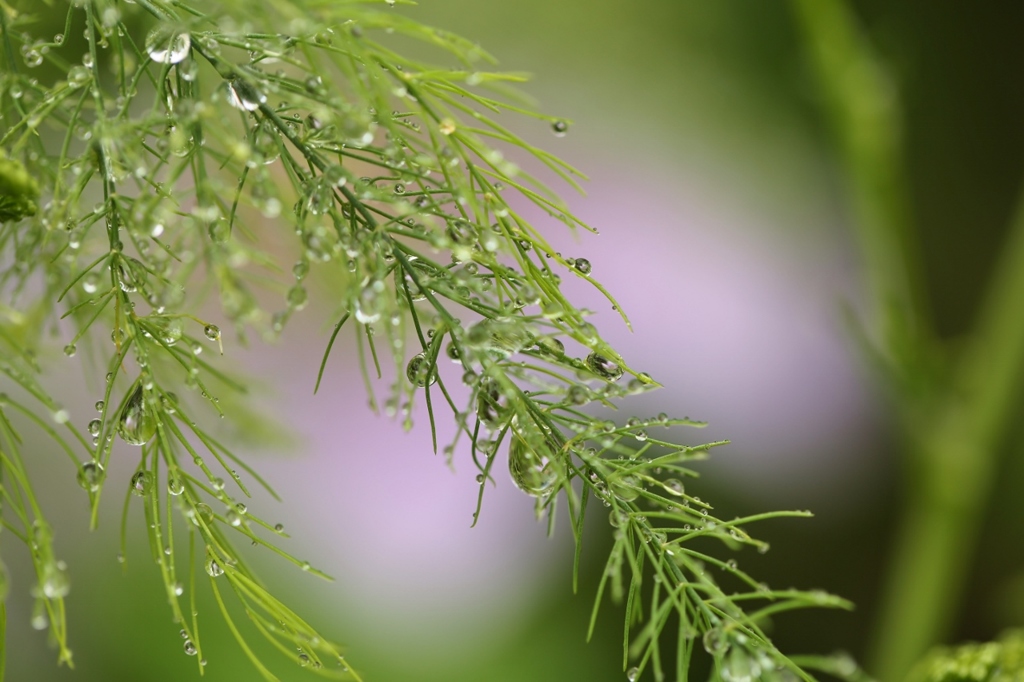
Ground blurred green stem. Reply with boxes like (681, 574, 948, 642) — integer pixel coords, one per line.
(873, 188, 1024, 680)
(792, 1, 1024, 679)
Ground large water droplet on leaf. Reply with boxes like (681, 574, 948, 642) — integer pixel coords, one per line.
(145, 26, 191, 64)
(76, 460, 103, 492)
(406, 353, 437, 388)
(586, 352, 623, 381)
(226, 78, 265, 112)
(117, 383, 157, 446)
(508, 419, 558, 497)
(464, 318, 534, 359)
(205, 557, 223, 577)
(39, 562, 70, 599)
(130, 470, 153, 496)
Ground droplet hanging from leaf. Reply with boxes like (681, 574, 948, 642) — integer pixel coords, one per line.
(117, 383, 157, 446)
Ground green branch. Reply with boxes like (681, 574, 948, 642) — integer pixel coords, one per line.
(792, 1, 1024, 678)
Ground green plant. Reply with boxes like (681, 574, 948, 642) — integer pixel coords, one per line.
(0, 0, 855, 679)
(10, 1, 1022, 681)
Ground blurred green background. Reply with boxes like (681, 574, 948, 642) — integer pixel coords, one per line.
(8, 1, 1024, 680)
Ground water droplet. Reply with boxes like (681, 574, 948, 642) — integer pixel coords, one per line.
(87, 418, 101, 436)
(405, 353, 437, 388)
(23, 49, 42, 68)
(573, 258, 592, 275)
(205, 557, 223, 577)
(40, 561, 70, 598)
(552, 120, 569, 137)
(192, 503, 214, 526)
(287, 285, 308, 310)
(508, 425, 557, 497)
(304, 177, 334, 215)
(663, 479, 684, 496)
(167, 474, 185, 496)
(226, 509, 242, 527)
(204, 324, 220, 341)
(184, 639, 198, 655)
(77, 461, 104, 492)
(274, 523, 284, 533)
(226, 78, 265, 111)
(145, 26, 191, 64)
(95, 400, 105, 411)
(567, 385, 589, 405)
(626, 666, 639, 682)
(354, 281, 385, 324)
(611, 474, 640, 501)
(465, 318, 534, 359)
(130, 470, 153, 497)
(117, 383, 157, 446)
(63, 344, 77, 357)
(475, 379, 507, 430)
(586, 352, 623, 381)
(80, 271, 100, 293)
(116, 262, 137, 292)
(66, 65, 90, 89)
(703, 627, 726, 654)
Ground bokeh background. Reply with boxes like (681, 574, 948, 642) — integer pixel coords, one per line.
(8, 1, 1024, 680)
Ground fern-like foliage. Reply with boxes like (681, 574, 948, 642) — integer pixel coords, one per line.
(0, 0, 858, 679)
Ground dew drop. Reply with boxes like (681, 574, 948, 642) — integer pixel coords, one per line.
(405, 353, 437, 388)
(184, 640, 198, 656)
(193, 503, 214, 526)
(508, 428, 557, 497)
(117, 383, 157, 446)
(76, 461, 104, 492)
(130, 470, 153, 496)
(585, 352, 623, 381)
(116, 262, 137, 292)
(552, 120, 569, 137)
(226, 78, 265, 111)
(167, 474, 185, 496)
(287, 285, 308, 310)
(204, 557, 223, 577)
(626, 666, 639, 682)
(663, 479, 684, 496)
(63, 344, 77, 357)
(145, 26, 191, 65)
(573, 257, 592, 275)
(204, 324, 220, 341)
